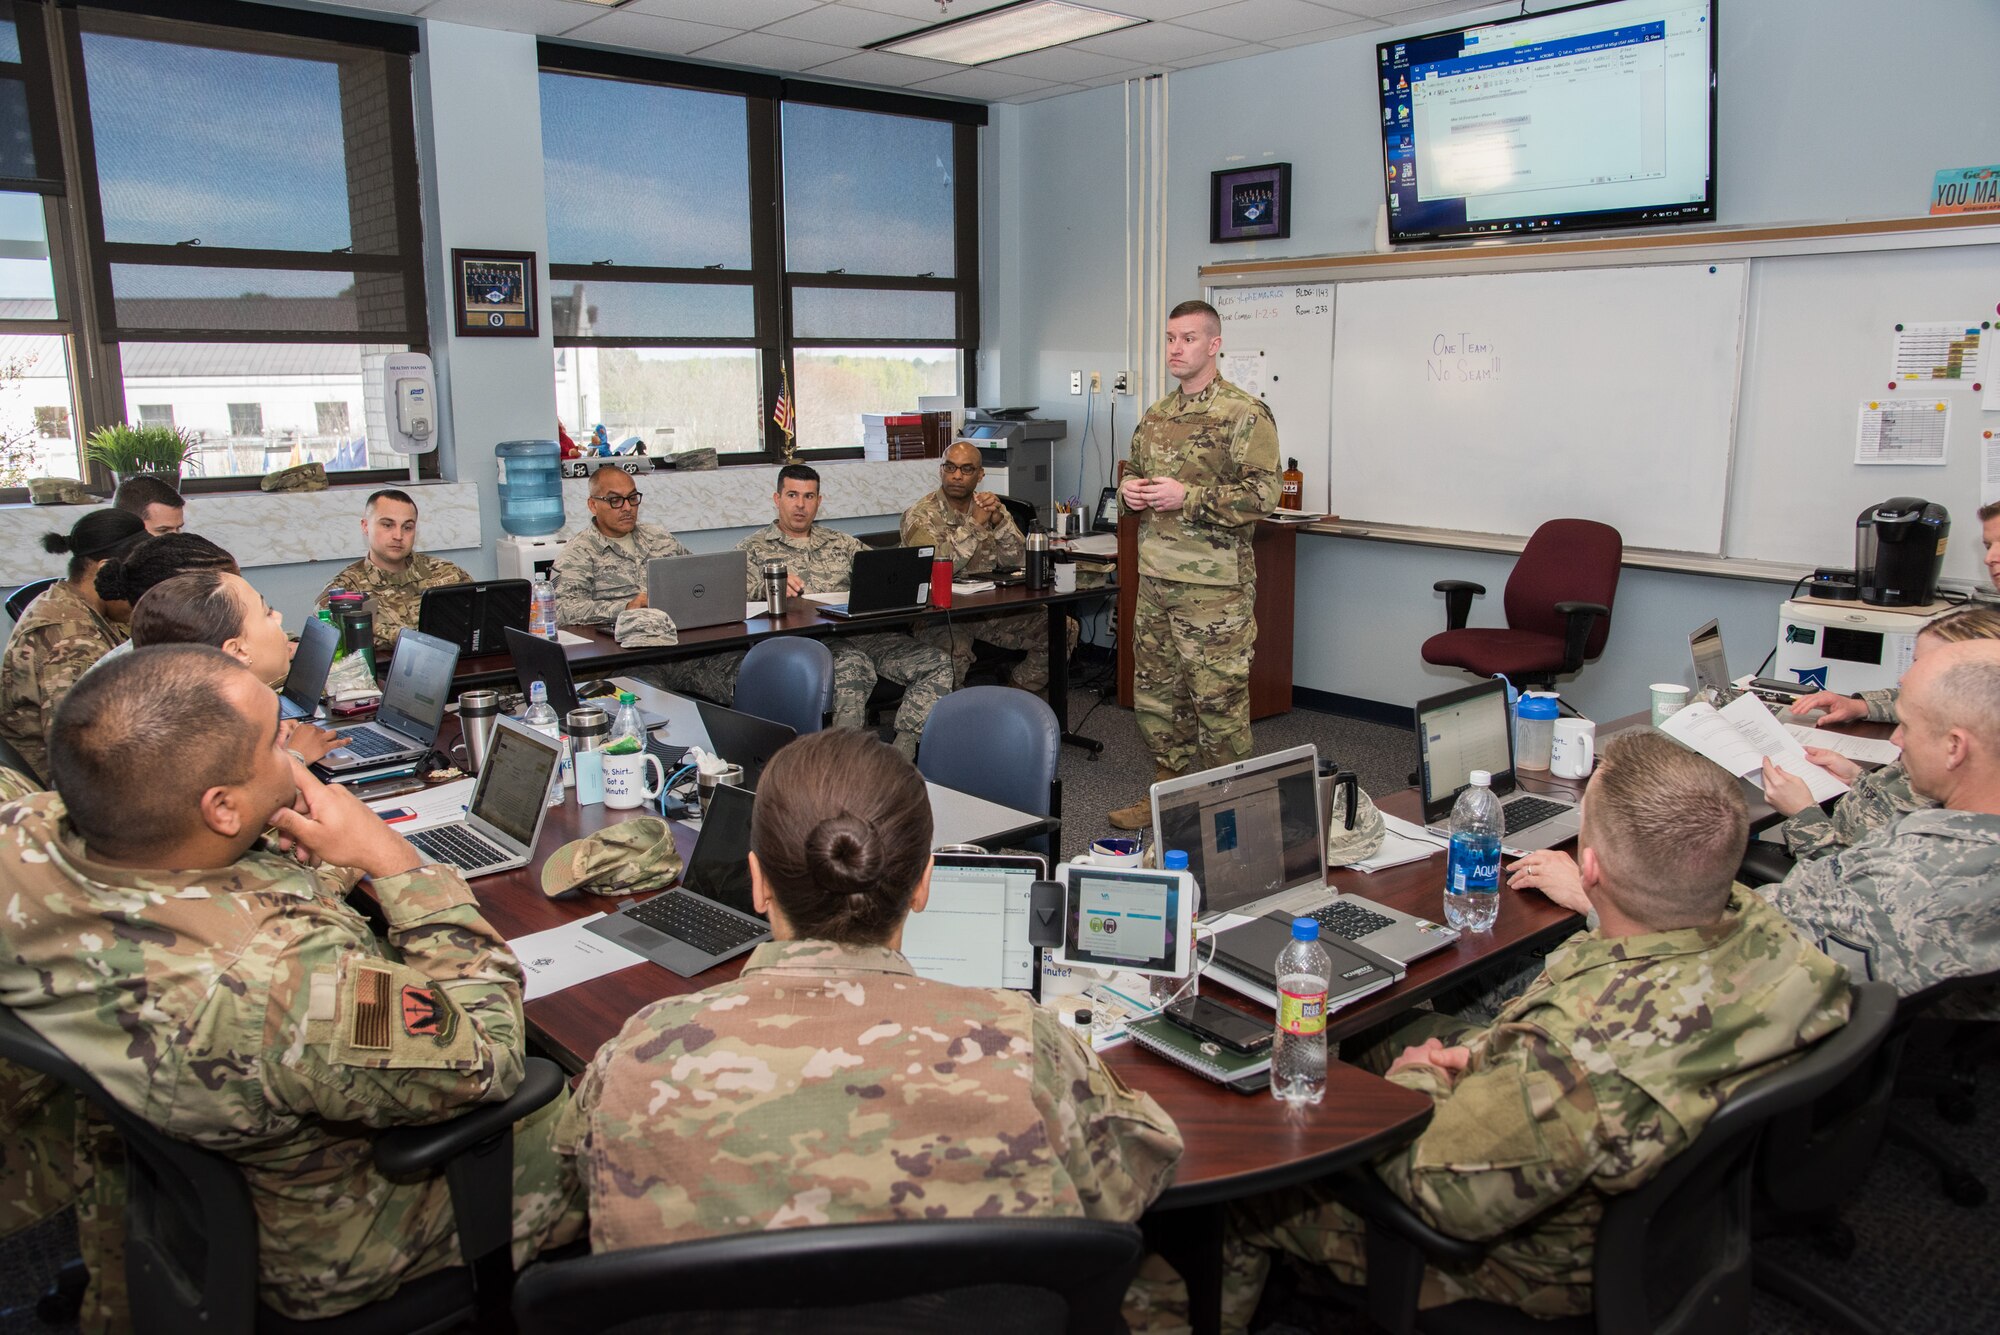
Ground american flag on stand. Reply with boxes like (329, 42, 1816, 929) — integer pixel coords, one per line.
(772, 363, 796, 459)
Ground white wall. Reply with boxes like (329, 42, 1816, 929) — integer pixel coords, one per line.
(990, 0, 2000, 720)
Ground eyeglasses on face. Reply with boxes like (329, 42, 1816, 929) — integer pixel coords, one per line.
(592, 492, 643, 509)
(939, 461, 980, 476)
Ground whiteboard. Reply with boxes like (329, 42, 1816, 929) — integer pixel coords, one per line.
(1325, 263, 1748, 553)
(1211, 283, 1334, 512)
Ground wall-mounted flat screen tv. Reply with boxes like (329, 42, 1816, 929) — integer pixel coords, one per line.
(1377, 0, 1716, 245)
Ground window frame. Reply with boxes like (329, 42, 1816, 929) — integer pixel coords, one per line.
(538, 43, 984, 467)
(1, 0, 437, 498)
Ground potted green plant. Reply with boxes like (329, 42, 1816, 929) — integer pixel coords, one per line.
(85, 423, 198, 486)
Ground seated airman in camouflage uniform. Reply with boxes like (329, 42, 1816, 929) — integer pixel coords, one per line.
(554, 728, 1182, 1249)
(1765, 639, 2000, 1019)
(550, 464, 748, 706)
(739, 464, 954, 758)
(1142, 732, 1849, 1329)
(901, 442, 1077, 695)
(1110, 299, 1280, 829)
(0, 646, 584, 1324)
(315, 489, 471, 659)
(0, 508, 147, 781)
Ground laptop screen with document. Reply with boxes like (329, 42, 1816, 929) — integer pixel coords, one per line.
(375, 630, 457, 741)
(468, 724, 560, 846)
(899, 853, 1045, 993)
(1417, 680, 1518, 823)
(1152, 744, 1323, 915)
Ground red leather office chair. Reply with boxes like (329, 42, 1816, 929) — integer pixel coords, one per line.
(1421, 519, 1622, 689)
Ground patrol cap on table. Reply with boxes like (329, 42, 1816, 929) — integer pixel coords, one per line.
(613, 606, 678, 648)
(541, 816, 682, 898)
(1325, 791, 1387, 866)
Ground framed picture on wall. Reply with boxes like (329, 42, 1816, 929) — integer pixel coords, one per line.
(1211, 164, 1292, 243)
(451, 248, 539, 337)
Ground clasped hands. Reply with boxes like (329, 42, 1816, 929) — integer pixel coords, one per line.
(1120, 475, 1187, 513)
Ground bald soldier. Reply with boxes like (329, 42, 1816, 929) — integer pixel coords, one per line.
(1764, 639, 2000, 1016)
(0, 646, 583, 1322)
(316, 489, 471, 659)
(1109, 299, 1281, 829)
(1133, 732, 1851, 1328)
(900, 441, 1077, 695)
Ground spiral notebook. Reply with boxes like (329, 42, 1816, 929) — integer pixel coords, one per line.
(1125, 1014, 1271, 1093)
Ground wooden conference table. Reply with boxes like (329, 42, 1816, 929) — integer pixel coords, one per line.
(449, 579, 1113, 751)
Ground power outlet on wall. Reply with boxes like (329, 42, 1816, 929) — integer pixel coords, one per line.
(1090, 371, 1102, 393)
(1113, 372, 1130, 394)
(1070, 370, 1082, 395)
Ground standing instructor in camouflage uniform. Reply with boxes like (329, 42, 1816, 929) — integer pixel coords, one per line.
(1110, 299, 1281, 829)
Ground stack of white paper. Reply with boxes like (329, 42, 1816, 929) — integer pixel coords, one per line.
(1347, 814, 1450, 872)
(1784, 724, 1901, 766)
(1660, 695, 1851, 803)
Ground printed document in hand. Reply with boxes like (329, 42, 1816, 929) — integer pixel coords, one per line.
(1784, 724, 1901, 767)
(1660, 695, 1850, 803)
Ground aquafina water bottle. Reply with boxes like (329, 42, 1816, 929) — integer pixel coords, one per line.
(1444, 769, 1503, 932)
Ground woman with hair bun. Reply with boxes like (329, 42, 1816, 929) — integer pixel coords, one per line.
(0, 509, 147, 778)
(553, 727, 1183, 1255)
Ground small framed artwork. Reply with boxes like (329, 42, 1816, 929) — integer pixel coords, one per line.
(1211, 163, 1292, 244)
(451, 248, 538, 337)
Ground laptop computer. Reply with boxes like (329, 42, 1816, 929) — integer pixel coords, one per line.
(584, 782, 771, 977)
(1416, 679, 1582, 853)
(898, 851, 1046, 996)
(279, 615, 338, 722)
(1690, 618, 1737, 701)
(315, 629, 460, 774)
(816, 545, 935, 619)
(401, 715, 560, 878)
(417, 580, 531, 657)
(503, 626, 665, 730)
(1156, 745, 1456, 980)
(646, 552, 748, 632)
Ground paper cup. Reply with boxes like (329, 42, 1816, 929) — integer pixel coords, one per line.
(1650, 683, 1691, 727)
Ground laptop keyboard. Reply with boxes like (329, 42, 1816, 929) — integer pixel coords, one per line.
(408, 824, 509, 874)
(624, 892, 766, 956)
(338, 727, 405, 759)
(1307, 900, 1398, 942)
(1502, 795, 1571, 831)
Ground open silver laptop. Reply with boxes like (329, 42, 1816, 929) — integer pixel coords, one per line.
(1416, 680, 1582, 853)
(1690, 618, 1738, 701)
(646, 551, 748, 631)
(401, 716, 560, 878)
(316, 630, 460, 774)
(1151, 743, 1457, 969)
(584, 783, 771, 977)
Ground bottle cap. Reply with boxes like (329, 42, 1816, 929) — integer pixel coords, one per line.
(1287, 456, 1298, 469)
(529, 680, 547, 701)
(1469, 769, 1491, 787)
(1073, 1008, 1093, 1027)
(1163, 849, 1188, 870)
(1291, 917, 1319, 942)
(619, 691, 636, 703)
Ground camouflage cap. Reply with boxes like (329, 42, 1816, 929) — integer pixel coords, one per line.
(613, 607, 678, 648)
(1325, 788, 1387, 865)
(541, 816, 682, 898)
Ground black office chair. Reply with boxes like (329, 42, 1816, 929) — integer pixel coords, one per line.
(997, 494, 1039, 535)
(0, 730, 37, 783)
(6, 576, 57, 624)
(512, 1217, 1144, 1335)
(919, 686, 1062, 859)
(1308, 981, 1896, 1335)
(0, 1007, 565, 1334)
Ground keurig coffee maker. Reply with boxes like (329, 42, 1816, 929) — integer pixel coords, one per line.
(1855, 497, 1949, 606)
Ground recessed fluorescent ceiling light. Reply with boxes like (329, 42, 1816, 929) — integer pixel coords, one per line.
(874, 1, 1144, 66)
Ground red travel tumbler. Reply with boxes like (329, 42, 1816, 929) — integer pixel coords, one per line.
(930, 557, 954, 607)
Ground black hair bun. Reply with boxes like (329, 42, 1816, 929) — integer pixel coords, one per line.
(804, 813, 881, 899)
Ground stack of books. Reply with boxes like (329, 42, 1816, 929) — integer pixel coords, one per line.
(861, 411, 950, 461)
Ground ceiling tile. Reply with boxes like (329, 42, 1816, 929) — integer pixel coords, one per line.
(1258, 16, 1388, 47)
(841, 0, 1019, 24)
(1166, 40, 1273, 68)
(1072, 67, 1151, 87)
(621, 0, 820, 24)
(804, 48, 964, 86)
(759, 4, 915, 46)
(978, 45, 1141, 81)
(418, 0, 606, 37)
(1004, 81, 1087, 102)
(1079, 0, 1226, 17)
(911, 66, 1059, 99)
(688, 30, 855, 71)
(1172, 0, 1366, 41)
(1343, 0, 1497, 19)
(559, 10, 742, 53)
(1069, 21, 1228, 63)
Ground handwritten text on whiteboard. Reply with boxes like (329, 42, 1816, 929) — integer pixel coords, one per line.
(1428, 331, 1501, 383)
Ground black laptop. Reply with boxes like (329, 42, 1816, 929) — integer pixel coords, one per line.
(503, 626, 664, 729)
(279, 615, 338, 721)
(583, 783, 770, 977)
(816, 545, 935, 619)
(418, 580, 531, 657)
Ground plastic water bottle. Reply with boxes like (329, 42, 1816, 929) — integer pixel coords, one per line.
(606, 691, 647, 756)
(1444, 769, 1504, 933)
(529, 573, 558, 640)
(1273, 918, 1332, 1107)
(523, 681, 564, 808)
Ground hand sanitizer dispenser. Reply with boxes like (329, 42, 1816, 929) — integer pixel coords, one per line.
(381, 351, 436, 454)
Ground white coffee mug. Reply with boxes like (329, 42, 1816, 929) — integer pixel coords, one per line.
(1551, 718, 1597, 780)
(602, 750, 665, 811)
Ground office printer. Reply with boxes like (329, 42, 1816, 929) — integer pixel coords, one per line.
(961, 407, 1066, 528)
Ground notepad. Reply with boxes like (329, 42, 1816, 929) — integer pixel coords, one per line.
(1125, 1014, 1271, 1092)
(1660, 694, 1850, 804)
